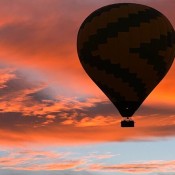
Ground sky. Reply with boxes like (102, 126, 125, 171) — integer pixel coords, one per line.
(0, 0, 175, 175)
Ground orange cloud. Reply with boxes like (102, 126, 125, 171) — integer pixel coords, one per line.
(0, 0, 174, 98)
(0, 0, 100, 96)
(1, 114, 175, 147)
(0, 66, 175, 146)
(0, 0, 174, 147)
(62, 115, 119, 127)
(0, 67, 16, 88)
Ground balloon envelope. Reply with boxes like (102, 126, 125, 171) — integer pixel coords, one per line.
(77, 3, 175, 117)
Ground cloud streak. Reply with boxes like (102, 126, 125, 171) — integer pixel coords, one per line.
(0, 148, 116, 172)
(0, 148, 174, 174)
(89, 160, 175, 174)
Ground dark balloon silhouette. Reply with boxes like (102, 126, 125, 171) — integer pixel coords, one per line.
(77, 3, 175, 127)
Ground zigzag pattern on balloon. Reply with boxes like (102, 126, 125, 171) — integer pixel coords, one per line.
(77, 3, 175, 117)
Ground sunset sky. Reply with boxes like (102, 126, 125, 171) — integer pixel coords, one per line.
(0, 0, 175, 174)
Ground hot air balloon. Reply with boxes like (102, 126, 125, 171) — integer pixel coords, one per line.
(77, 3, 175, 127)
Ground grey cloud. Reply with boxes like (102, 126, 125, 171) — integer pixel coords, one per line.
(136, 104, 175, 116)
(27, 87, 58, 102)
(0, 112, 46, 131)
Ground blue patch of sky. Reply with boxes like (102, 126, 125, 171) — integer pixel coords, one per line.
(41, 138, 175, 163)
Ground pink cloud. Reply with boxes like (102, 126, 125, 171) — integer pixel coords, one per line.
(0, 149, 65, 168)
(83, 153, 116, 161)
(0, 148, 85, 171)
(0, 148, 175, 173)
(36, 160, 84, 171)
(89, 160, 175, 173)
